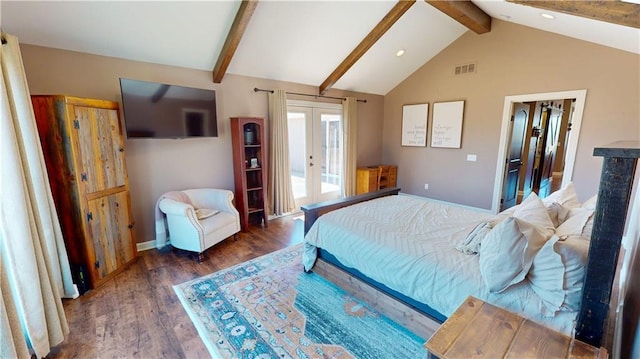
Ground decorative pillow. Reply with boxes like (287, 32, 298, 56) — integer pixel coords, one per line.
(528, 235, 589, 315)
(581, 215, 595, 239)
(555, 207, 594, 238)
(456, 221, 492, 255)
(548, 202, 573, 226)
(479, 217, 553, 293)
(581, 195, 598, 211)
(513, 192, 556, 233)
(542, 183, 581, 226)
(542, 182, 581, 208)
(195, 208, 219, 220)
(488, 204, 519, 228)
(578, 195, 598, 239)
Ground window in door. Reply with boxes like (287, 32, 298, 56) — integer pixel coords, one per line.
(287, 101, 342, 207)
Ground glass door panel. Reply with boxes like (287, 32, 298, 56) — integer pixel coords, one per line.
(288, 107, 313, 206)
(317, 111, 342, 200)
(287, 103, 343, 207)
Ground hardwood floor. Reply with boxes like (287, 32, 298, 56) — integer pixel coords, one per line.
(47, 216, 303, 358)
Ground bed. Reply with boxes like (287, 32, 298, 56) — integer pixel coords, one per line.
(301, 141, 640, 349)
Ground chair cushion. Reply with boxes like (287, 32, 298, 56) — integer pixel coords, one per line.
(200, 212, 238, 235)
(196, 208, 219, 220)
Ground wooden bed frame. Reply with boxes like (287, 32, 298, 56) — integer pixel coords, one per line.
(301, 142, 640, 348)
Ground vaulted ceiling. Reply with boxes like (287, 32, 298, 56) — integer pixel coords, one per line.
(2, 0, 639, 95)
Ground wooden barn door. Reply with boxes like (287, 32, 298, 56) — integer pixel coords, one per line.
(501, 103, 529, 210)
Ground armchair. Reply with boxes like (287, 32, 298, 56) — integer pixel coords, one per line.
(158, 188, 240, 261)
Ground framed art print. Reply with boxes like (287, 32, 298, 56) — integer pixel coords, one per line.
(401, 103, 428, 146)
(431, 101, 464, 148)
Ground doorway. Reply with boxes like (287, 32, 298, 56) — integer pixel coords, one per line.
(493, 90, 587, 213)
(287, 100, 343, 208)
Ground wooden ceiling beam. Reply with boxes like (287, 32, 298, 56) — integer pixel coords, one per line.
(212, 0, 259, 84)
(318, 0, 416, 95)
(425, 0, 492, 34)
(507, 0, 640, 29)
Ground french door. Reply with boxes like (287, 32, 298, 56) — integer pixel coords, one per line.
(287, 101, 342, 207)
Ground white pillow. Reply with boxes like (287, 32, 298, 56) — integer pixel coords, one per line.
(542, 182, 581, 208)
(528, 235, 589, 315)
(489, 203, 519, 227)
(548, 202, 573, 226)
(582, 195, 598, 210)
(542, 183, 581, 226)
(195, 208, 219, 220)
(513, 192, 556, 233)
(479, 217, 552, 293)
(555, 207, 594, 238)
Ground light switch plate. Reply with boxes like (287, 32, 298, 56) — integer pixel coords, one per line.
(467, 154, 477, 162)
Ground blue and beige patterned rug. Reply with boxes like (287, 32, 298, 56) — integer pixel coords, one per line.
(173, 244, 426, 358)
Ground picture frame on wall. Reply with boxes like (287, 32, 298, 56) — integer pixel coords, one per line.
(431, 101, 464, 148)
(401, 103, 429, 147)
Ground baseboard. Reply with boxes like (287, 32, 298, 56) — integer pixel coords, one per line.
(136, 240, 157, 252)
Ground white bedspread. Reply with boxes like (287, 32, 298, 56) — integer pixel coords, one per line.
(303, 195, 577, 335)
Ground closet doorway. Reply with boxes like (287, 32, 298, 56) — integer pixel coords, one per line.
(493, 90, 587, 213)
(287, 100, 343, 208)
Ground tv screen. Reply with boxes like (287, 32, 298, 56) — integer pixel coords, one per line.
(119, 78, 218, 138)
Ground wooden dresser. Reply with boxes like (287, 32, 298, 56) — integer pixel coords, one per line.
(356, 165, 397, 194)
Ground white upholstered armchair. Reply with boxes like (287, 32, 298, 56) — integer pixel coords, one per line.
(158, 188, 240, 261)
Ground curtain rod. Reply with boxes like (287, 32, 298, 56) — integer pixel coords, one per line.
(253, 88, 367, 103)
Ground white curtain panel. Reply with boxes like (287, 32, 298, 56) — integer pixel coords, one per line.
(0, 33, 76, 358)
(267, 89, 296, 216)
(342, 97, 358, 196)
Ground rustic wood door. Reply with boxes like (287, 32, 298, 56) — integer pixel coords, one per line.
(73, 105, 127, 193)
(501, 103, 529, 210)
(86, 191, 135, 283)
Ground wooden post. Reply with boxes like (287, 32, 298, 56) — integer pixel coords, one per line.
(576, 141, 640, 347)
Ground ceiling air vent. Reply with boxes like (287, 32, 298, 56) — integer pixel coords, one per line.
(454, 62, 477, 76)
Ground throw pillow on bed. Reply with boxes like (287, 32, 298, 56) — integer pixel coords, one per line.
(514, 192, 556, 232)
(479, 217, 553, 293)
(555, 207, 594, 238)
(542, 182, 582, 226)
(528, 235, 589, 315)
(479, 193, 555, 293)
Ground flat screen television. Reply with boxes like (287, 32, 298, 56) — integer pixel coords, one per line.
(119, 78, 218, 138)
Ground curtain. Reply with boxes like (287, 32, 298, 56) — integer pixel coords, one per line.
(267, 89, 296, 215)
(342, 97, 358, 196)
(1, 33, 76, 358)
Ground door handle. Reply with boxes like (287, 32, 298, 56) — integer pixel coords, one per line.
(309, 163, 314, 167)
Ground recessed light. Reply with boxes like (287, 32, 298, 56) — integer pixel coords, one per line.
(541, 13, 555, 19)
(396, 49, 405, 57)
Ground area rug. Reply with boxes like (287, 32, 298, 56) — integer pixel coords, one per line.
(173, 244, 426, 358)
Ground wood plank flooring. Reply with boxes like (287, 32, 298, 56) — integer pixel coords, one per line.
(47, 216, 303, 358)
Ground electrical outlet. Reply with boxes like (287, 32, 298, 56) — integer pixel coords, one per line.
(467, 154, 477, 162)
(424, 183, 429, 190)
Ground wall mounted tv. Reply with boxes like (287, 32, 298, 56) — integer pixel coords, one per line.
(119, 78, 218, 138)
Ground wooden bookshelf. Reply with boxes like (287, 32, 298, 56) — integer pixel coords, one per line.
(230, 117, 269, 231)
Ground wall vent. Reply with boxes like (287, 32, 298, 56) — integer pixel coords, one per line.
(455, 62, 477, 76)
